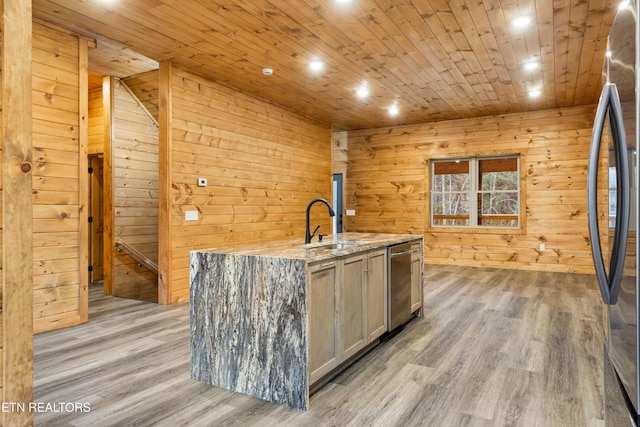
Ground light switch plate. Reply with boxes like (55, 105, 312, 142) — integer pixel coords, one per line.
(185, 210, 198, 221)
(346, 209, 356, 216)
(197, 178, 207, 187)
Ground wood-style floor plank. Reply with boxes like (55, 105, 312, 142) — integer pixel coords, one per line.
(33, 265, 605, 426)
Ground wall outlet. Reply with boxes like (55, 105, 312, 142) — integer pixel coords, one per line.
(185, 210, 199, 221)
(346, 209, 356, 216)
(539, 243, 545, 251)
(197, 178, 207, 187)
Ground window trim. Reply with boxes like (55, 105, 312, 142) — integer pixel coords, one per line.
(427, 153, 526, 235)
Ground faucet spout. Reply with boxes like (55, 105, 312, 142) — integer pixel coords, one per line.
(305, 198, 336, 244)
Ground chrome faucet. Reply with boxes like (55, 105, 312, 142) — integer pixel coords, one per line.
(305, 198, 335, 244)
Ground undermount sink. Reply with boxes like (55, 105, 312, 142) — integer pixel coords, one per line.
(297, 241, 362, 251)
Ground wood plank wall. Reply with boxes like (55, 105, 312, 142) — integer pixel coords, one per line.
(32, 19, 85, 333)
(333, 130, 348, 176)
(124, 71, 159, 122)
(88, 87, 104, 155)
(345, 105, 599, 274)
(0, 16, 90, 414)
(112, 79, 159, 302)
(166, 65, 333, 302)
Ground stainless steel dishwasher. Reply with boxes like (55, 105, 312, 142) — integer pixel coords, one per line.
(388, 242, 412, 331)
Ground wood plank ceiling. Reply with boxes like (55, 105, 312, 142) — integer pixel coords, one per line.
(32, 0, 617, 130)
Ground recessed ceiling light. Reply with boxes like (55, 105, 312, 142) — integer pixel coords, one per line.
(512, 15, 533, 29)
(528, 89, 542, 98)
(309, 60, 324, 72)
(388, 104, 399, 116)
(523, 61, 539, 71)
(356, 86, 369, 99)
(262, 68, 273, 75)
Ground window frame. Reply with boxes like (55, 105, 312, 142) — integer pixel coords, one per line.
(428, 154, 525, 233)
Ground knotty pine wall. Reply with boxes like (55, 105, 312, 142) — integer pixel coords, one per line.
(88, 86, 104, 155)
(111, 79, 159, 302)
(1, 16, 90, 416)
(333, 130, 348, 175)
(345, 105, 599, 274)
(124, 71, 159, 122)
(165, 64, 333, 302)
(32, 19, 86, 333)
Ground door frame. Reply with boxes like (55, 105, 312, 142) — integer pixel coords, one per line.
(88, 154, 105, 283)
(332, 173, 344, 234)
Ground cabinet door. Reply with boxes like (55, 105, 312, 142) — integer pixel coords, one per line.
(366, 248, 387, 342)
(309, 261, 339, 384)
(342, 253, 366, 360)
(411, 242, 423, 313)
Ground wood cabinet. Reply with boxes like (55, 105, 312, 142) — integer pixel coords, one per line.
(308, 248, 388, 385)
(342, 253, 366, 359)
(366, 249, 387, 341)
(411, 241, 423, 313)
(308, 260, 339, 384)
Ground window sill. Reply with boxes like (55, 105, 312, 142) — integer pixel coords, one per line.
(426, 225, 526, 235)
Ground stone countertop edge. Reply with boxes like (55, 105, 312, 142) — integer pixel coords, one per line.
(189, 232, 423, 262)
(190, 253, 309, 410)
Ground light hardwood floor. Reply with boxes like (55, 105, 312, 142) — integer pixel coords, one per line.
(34, 265, 605, 426)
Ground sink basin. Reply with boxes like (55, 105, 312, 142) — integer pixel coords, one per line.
(297, 241, 363, 251)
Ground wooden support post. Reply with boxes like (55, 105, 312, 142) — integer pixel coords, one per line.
(78, 36, 94, 323)
(102, 76, 115, 296)
(2, 0, 34, 424)
(158, 61, 172, 304)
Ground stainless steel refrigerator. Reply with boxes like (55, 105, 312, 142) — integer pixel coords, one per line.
(587, 1, 638, 425)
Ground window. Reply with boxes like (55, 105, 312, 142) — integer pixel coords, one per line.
(431, 155, 521, 228)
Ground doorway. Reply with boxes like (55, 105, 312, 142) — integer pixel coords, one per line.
(333, 173, 343, 234)
(88, 154, 104, 283)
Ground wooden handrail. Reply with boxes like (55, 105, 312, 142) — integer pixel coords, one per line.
(116, 238, 159, 275)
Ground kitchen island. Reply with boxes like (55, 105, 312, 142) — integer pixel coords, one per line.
(190, 232, 423, 410)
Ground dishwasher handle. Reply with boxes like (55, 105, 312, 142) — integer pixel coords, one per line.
(390, 249, 412, 257)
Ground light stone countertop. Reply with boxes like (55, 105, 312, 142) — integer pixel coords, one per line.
(192, 232, 423, 262)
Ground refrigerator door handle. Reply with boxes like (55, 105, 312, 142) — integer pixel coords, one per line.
(587, 84, 611, 302)
(608, 83, 630, 305)
(587, 83, 629, 305)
